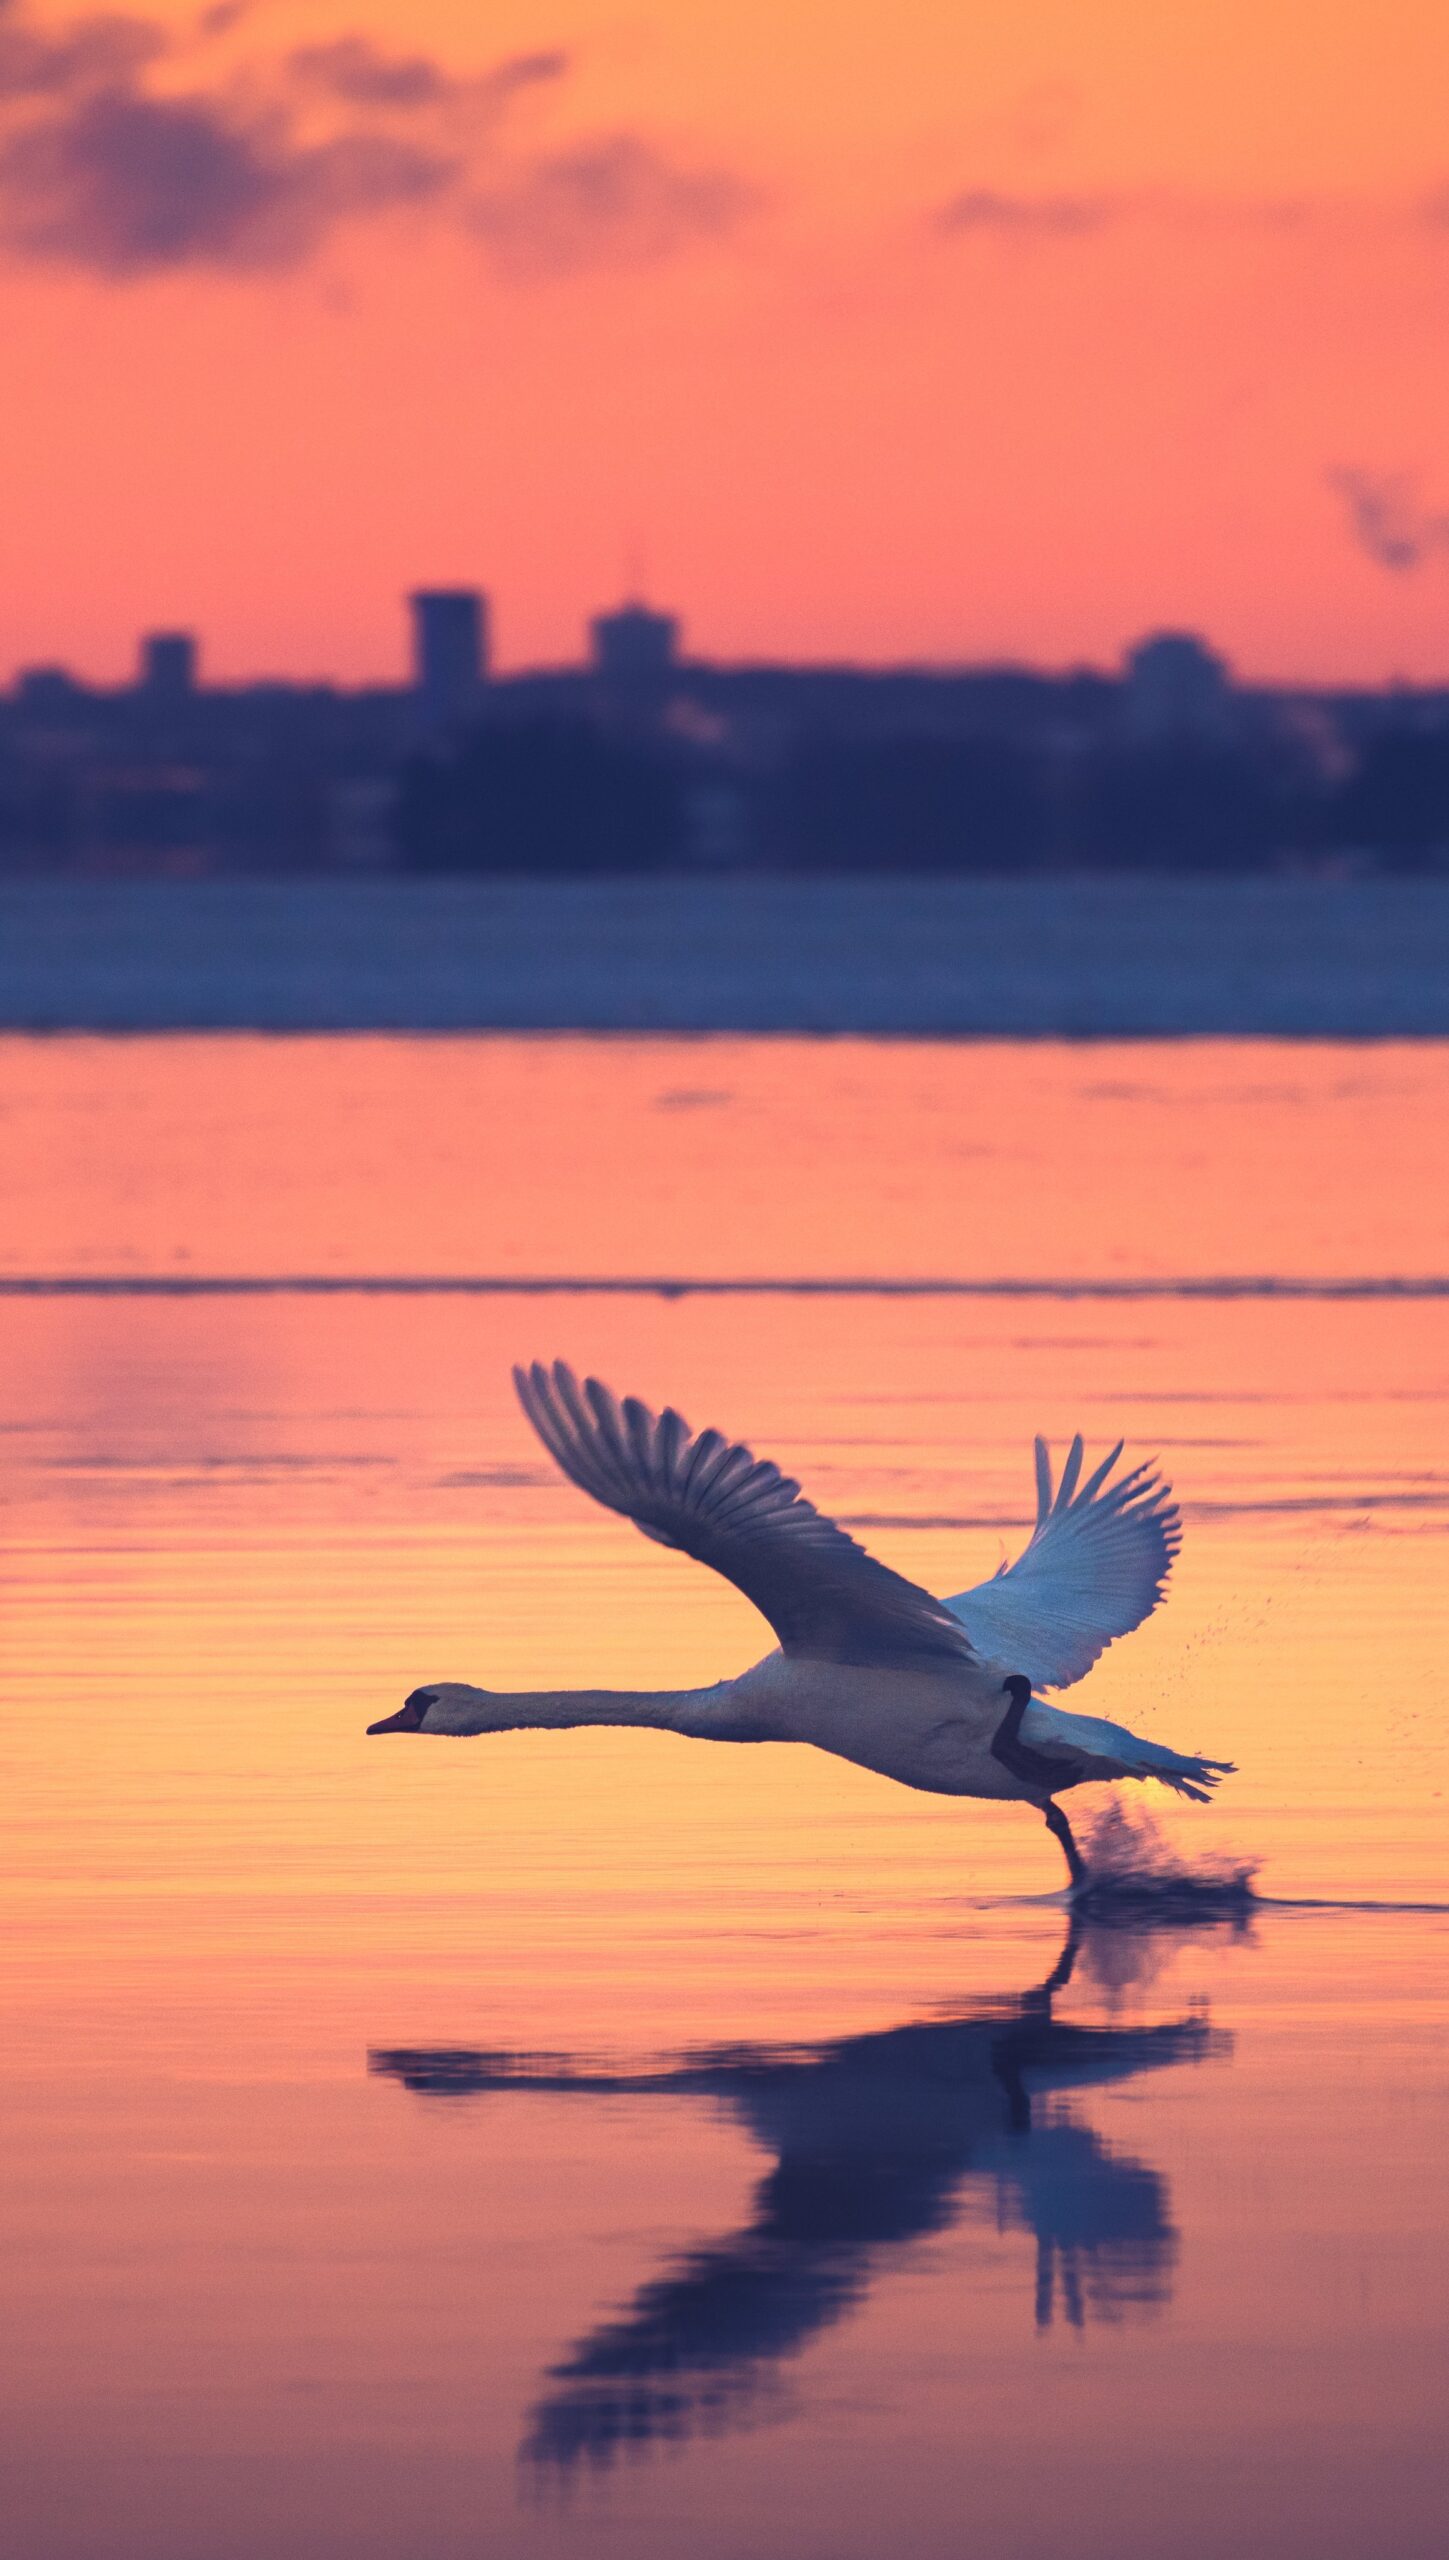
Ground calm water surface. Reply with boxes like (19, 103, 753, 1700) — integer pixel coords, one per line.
(1, 1037, 1446, 2558)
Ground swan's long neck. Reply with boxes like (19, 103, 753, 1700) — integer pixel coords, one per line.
(452, 1682, 742, 1739)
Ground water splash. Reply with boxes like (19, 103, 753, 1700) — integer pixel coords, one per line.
(1079, 1799, 1259, 1912)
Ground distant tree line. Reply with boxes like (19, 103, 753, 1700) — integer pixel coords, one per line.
(396, 715, 1449, 874)
(396, 720, 681, 873)
(8, 680, 1449, 874)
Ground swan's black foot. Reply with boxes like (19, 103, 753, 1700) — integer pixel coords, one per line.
(1043, 1799, 1089, 1895)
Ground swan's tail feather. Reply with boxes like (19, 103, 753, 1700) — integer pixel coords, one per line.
(1144, 1755, 1237, 1805)
(1022, 1696, 1234, 1803)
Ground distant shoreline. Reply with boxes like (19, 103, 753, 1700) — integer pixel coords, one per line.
(2, 874, 1448, 1036)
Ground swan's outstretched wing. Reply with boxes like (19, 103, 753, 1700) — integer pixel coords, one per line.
(946, 1437, 1180, 1690)
(515, 1361, 975, 1669)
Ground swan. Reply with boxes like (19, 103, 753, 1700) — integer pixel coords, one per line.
(368, 1360, 1234, 1891)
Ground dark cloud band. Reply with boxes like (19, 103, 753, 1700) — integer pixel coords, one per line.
(0, 1, 749, 279)
(1331, 468, 1449, 574)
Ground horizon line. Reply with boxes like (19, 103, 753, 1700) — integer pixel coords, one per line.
(9, 650, 1446, 702)
(2, 1272, 1447, 1300)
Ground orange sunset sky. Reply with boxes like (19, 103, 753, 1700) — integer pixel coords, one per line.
(3, 0, 1449, 685)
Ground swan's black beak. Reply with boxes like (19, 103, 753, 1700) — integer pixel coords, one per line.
(368, 1690, 433, 1735)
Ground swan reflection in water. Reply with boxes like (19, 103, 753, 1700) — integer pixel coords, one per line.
(370, 1917, 1232, 2474)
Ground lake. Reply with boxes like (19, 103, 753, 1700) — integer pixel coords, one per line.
(5, 873, 1449, 1032)
(1, 1034, 1446, 2558)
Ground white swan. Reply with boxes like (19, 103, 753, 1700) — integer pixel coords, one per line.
(368, 1361, 1233, 1890)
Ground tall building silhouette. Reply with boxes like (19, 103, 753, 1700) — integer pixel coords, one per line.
(138, 631, 197, 701)
(589, 601, 680, 733)
(590, 601, 679, 687)
(410, 590, 489, 730)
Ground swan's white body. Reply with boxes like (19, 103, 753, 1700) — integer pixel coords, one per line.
(372, 1364, 1233, 1889)
(408, 1659, 1035, 1796)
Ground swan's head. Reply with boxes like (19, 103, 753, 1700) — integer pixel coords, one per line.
(1001, 1675, 1033, 1709)
(368, 1683, 493, 1736)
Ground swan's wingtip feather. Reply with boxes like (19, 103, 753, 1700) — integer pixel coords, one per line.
(1056, 1434, 1086, 1509)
